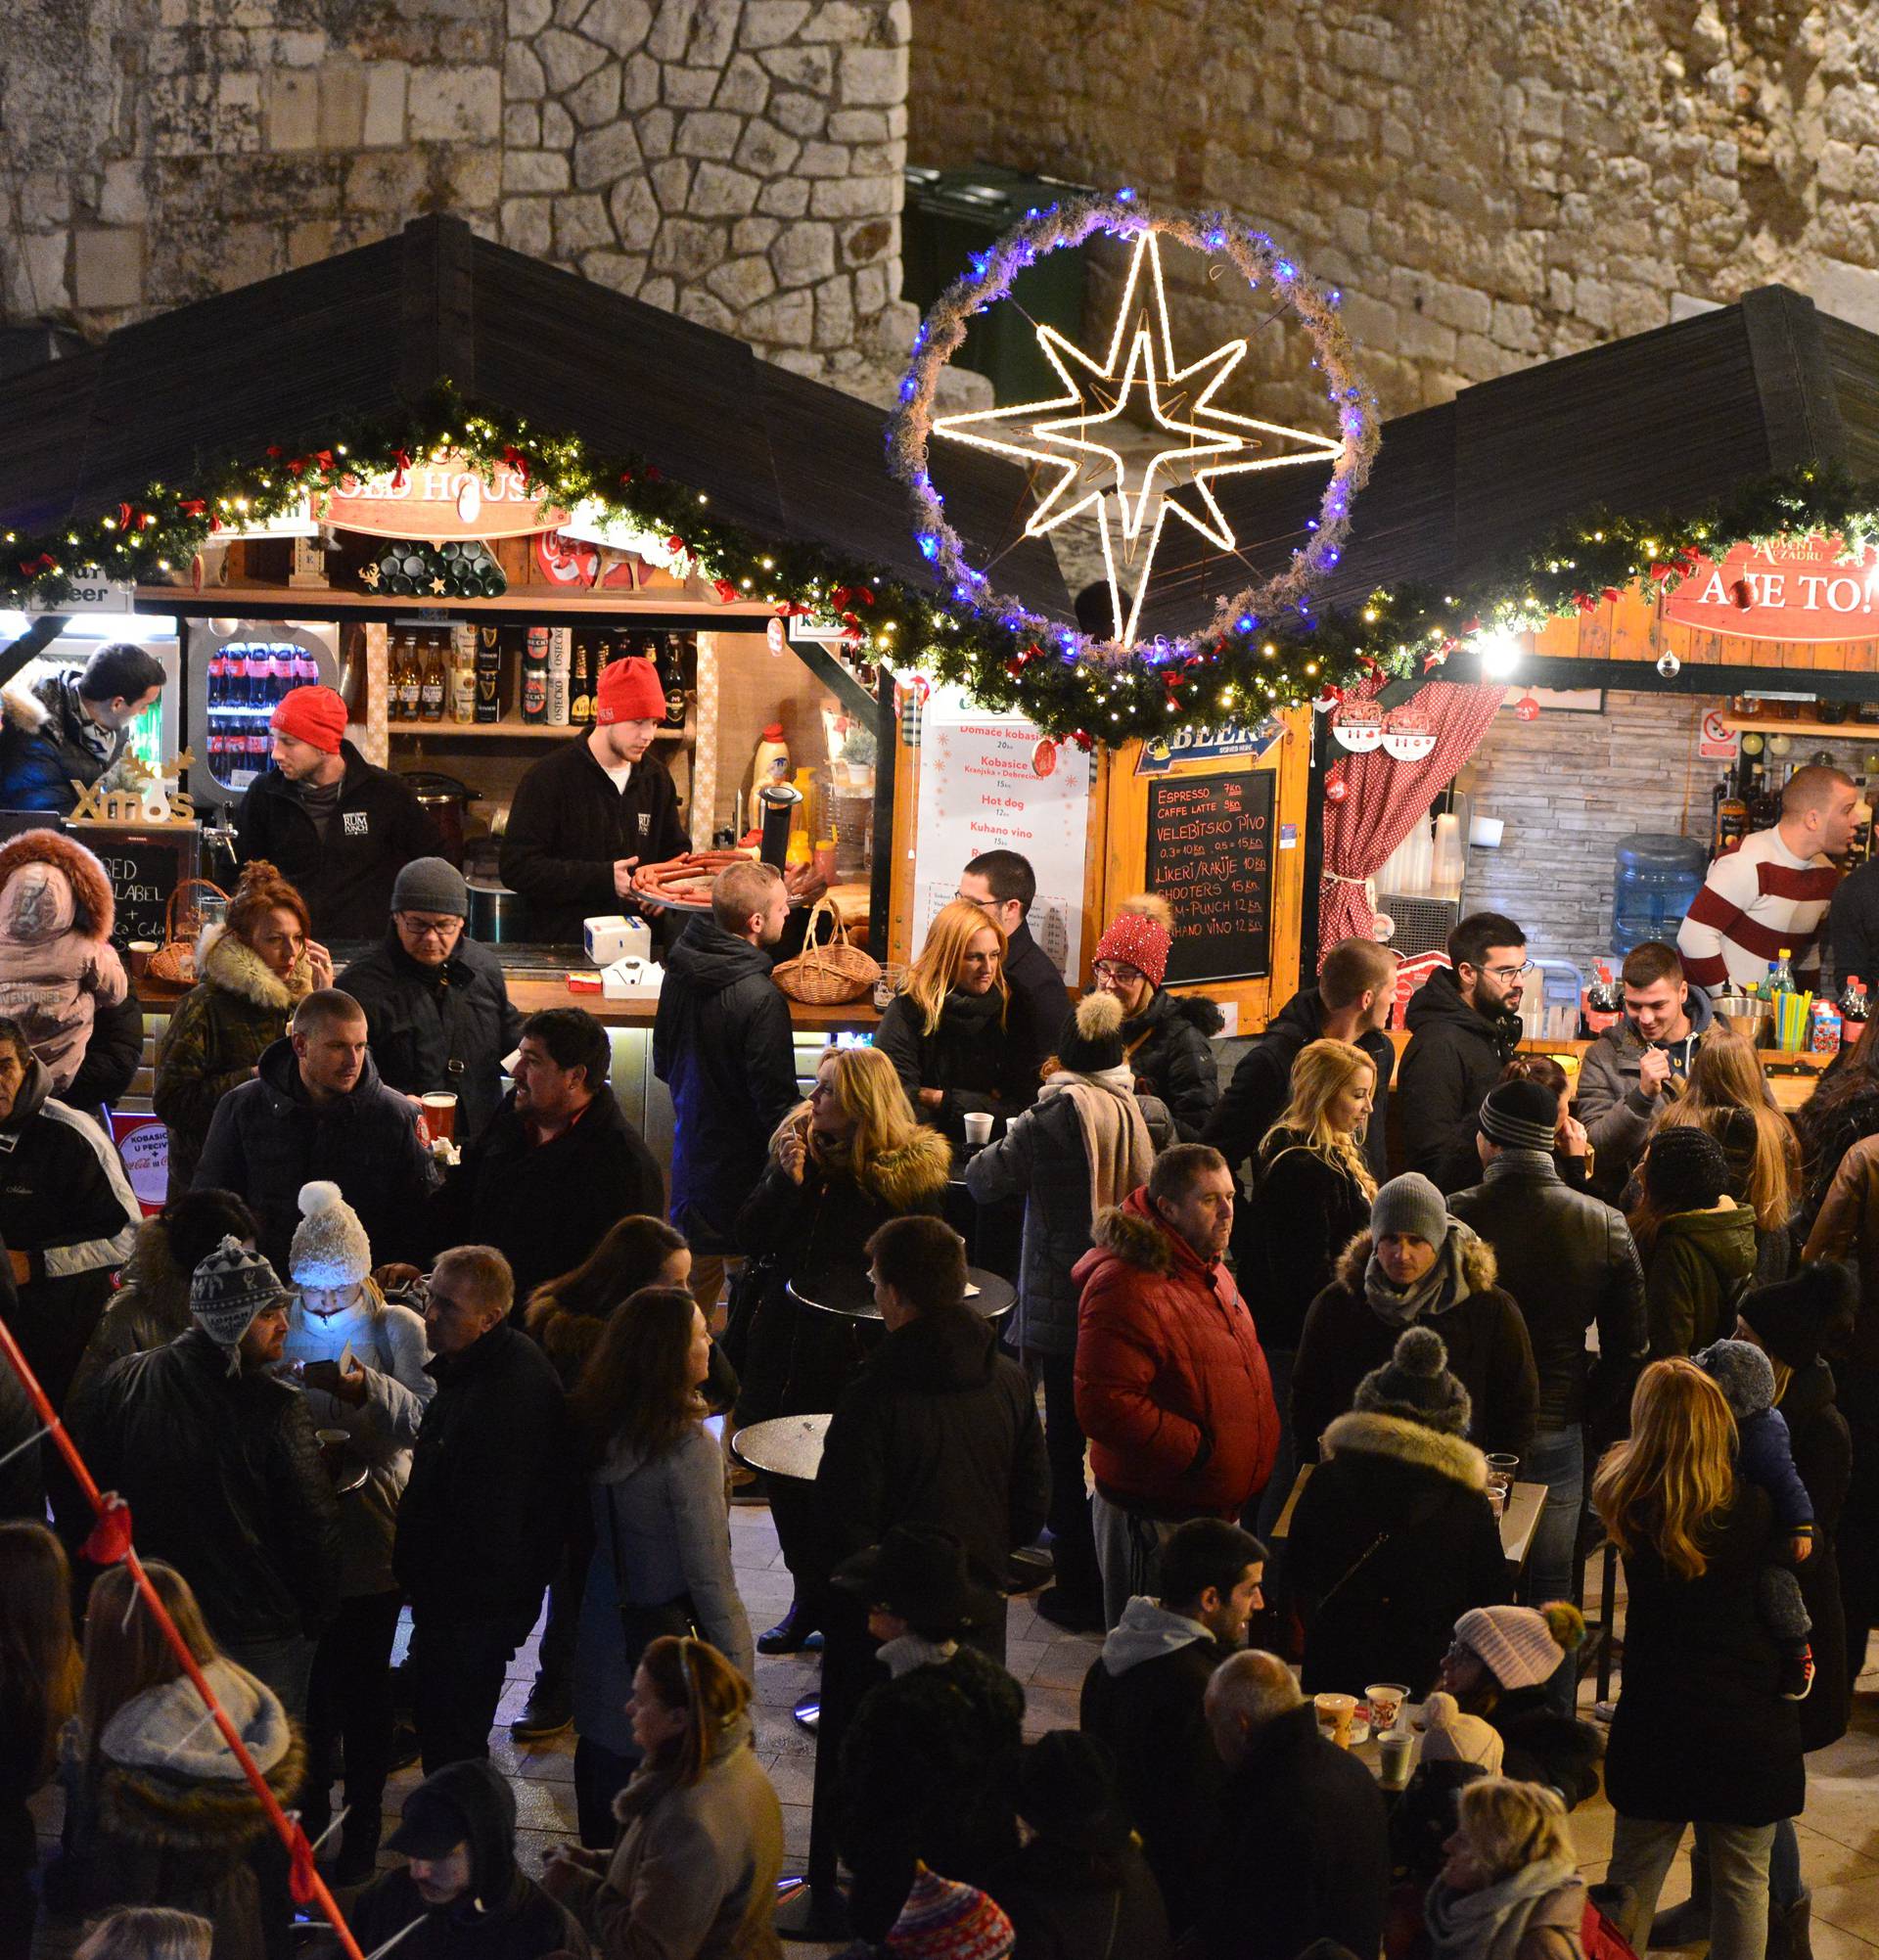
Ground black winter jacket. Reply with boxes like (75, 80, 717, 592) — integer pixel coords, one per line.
(194, 1038, 435, 1275)
(1206, 983, 1395, 1187)
(429, 1086, 665, 1310)
(1292, 1230, 1538, 1464)
(1449, 1153, 1647, 1429)
(815, 1302, 1049, 1599)
(1828, 856, 1879, 1007)
(394, 1322, 573, 1624)
(338, 930, 523, 1144)
(1398, 966, 1522, 1191)
(1288, 1409, 1510, 1698)
(653, 918, 800, 1250)
(1000, 918, 1072, 1096)
(63, 988, 145, 1119)
(0, 1057, 141, 1409)
(1239, 1128, 1373, 1352)
(1122, 986, 1222, 1141)
(0, 670, 126, 814)
(1784, 1357, 1853, 1753)
(1079, 1613, 1231, 1937)
(962, 1079, 1169, 1357)
(500, 738, 687, 945)
(1604, 1486, 1804, 1825)
(0, 1262, 42, 1522)
(992, 1838, 1173, 1960)
(874, 984, 1032, 1148)
(1201, 1700, 1390, 1960)
(1488, 1685, 1605, 1810)
(234, 742, 439, 940)
(77, 1327, 341, 1645)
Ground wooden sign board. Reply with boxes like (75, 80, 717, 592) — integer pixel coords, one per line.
(70, 823, 199, 956)
(1144, 769, 1275, 985)
(317, 457, 567, 542)
(1664, 535, 1879, 642)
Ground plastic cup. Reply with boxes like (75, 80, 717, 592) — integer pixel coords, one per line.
(1365, 1683, 1409, 1734)
(420, 1092, 458, 1142)
(1378, 1730, 1415, 1790)
(128, 940, 157, 978)
(1486, 1452, 1519, 1503)
(961, 1111, 993, 1147)
(1313, 1692, 1358, 1748)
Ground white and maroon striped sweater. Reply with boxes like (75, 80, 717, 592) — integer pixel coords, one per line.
(1676, 826, 1839, 995)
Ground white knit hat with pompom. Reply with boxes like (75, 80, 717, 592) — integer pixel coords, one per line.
(289, 1180, 371, 1288)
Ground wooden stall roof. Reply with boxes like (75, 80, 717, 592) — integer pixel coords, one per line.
(1139, 284, 1879, 634)
(0, 213, 1069, 614)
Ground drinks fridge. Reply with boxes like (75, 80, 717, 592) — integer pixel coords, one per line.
(185, 620, 341, 809)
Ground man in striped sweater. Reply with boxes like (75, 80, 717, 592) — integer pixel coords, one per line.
(1677, 764, 1857, 996)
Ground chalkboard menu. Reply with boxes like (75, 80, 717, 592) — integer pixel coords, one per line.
(68, 823, 199, 958)
(1145, 770, 1275, 985)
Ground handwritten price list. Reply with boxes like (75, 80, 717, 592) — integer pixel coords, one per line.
(1145, 771, 1274, 984)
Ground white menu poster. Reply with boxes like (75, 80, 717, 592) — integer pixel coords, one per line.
(911, 683, 1091, 981)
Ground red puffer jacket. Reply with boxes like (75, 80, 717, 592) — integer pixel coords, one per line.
(1073, 1186, 1278, 1519)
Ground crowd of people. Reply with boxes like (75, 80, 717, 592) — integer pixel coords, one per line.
(0, 674, 1872, 1960)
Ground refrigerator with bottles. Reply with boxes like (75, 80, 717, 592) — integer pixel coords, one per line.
(181, 619, 341, 815)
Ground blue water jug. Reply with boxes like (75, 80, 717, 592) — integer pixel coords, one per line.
(1612, 834, 1707, 958)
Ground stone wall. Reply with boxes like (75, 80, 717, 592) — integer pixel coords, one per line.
(1, 0, 914, 387)
(908, 0, 1879, 425)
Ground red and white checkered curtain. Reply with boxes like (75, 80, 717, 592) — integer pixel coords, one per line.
(1317, 679, 1505, 967)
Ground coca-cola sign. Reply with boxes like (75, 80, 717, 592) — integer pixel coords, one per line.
(1663, 535, 1879, 642)
(316, 455, 568, 542)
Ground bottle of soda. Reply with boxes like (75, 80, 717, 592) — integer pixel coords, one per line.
(1840, 974, 1870, 1026)
(296, 647, 320, 689)
(268, 646, 291, 705)
(206, 647, 226, 710)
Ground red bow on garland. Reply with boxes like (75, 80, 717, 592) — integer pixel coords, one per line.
(390, 448, 412, 491)
(503, 445, 529, 483)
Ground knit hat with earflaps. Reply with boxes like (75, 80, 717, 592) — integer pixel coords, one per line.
(1057, 989, 1126, 1073)
(1354, 1324, 1473, 1436)
(190, 1236, 290, 1373)
(1454, 1601, 1586, 1691)
(1416, 1690, 1504, 1773)
(885, 1863, 1015, 1960)
(289, 1180, 372, 1290)
(1642, 1122, 1729, 1212)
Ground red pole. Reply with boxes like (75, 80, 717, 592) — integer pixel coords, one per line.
(0, 1315, 366, 1960)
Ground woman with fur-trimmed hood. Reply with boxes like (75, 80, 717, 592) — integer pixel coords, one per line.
(152, 860, 330, 1194)
(1292, 1172, 1538, 1467)
(0, 827, 128, 1095)
(35, 1561, 304, 1960)
(1289, 1325, 1511, 1697)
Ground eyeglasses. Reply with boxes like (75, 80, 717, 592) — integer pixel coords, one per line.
(398, 915, 460, 940)
(955, 890, 1002, 912)
(1093, 960, 1144, 984)
(1482, 960, 1535, 980)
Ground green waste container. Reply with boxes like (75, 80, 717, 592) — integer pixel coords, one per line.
(902, 164, 1092, 403)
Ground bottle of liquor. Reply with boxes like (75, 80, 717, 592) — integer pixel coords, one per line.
(661, 633, 688, 729)
(570, 633, 593, 725)
(522, 627, 549, 724)
(419, 633, 446, 721)
(394, 634, 423, 721)
(449, 624, 477, 724)
(475, 627, 503, 723)
(1715, 769, 1749, 857)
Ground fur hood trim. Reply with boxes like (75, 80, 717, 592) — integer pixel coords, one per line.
(853, 1124, 955, 1209)
(0, 825, 115, 939)
(198, 922, 308, 1010)
(1333, 1228, 1498, 1295)
(0, 681, 50, 736)
(524, 1293, 605, 1375)
(1091, 1193, 1175, 1276)
(125, 1212, 189, 1307)
(1320, 1408, 1489, 1490)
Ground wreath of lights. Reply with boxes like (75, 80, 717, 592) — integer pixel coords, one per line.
(884, 190, 1383, 741)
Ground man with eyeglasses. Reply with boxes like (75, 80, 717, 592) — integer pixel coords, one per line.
(339, 857, 523, 1145)
(1399, 911, 1530, 1193)
(956, 849, 1073, 1092)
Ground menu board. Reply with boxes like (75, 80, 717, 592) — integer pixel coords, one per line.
(1145, 769, 1274, 985)
(69, 823, 199, 957)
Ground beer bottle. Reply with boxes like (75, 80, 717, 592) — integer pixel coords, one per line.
(571, 633, 593, 725)
(393, 634, 422, 720)
(419, 632, 446, 720)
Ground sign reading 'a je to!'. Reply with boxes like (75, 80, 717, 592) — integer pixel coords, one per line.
(1664, 535, 1879, 642)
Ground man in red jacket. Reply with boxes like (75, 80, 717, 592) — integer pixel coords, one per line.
(1074, 1143, 1279, 1628)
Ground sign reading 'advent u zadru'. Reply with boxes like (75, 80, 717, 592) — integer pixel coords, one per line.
(1664, 535, 1879, 642)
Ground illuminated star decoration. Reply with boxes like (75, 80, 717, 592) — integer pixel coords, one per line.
(930, 231, 1344, 648)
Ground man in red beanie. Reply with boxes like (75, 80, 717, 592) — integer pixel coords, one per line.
(234, 683, 438, 940)
(501, 656, 688, 945)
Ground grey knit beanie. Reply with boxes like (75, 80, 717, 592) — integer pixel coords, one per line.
(1354, 1324, 1473, 1436)
(391, 855, 469, 918)
(1370, 1172, 1448, 1247)
(190, 1236, 289, 1372)
(1478, 1078, 1559, 1153)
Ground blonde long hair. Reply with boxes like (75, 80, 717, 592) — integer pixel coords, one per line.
(772, 1044, 928, 1179)
(1455, 1778, 1575, 1883)
(1263, 1038, 1377, 1201)
(902, 899, 1008, 1035)
(1650, 1026, 1800, 1233)
(1591, 1357, 1737, 1579)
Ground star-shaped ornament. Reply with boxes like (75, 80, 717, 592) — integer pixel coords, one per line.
(932, 232, 1345, 646)
(429, 576, 447, 594)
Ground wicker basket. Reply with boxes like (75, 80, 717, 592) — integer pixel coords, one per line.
(773, 895, 881, 1005)
(145, 878, 229, 987)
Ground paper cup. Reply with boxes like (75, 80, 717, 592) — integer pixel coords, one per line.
(1365, 1683, 1408, 1734)
(961, 1111, 993, 1147)
(1312, 1692, 1358, 1748)
(128, 940, 158, 978)
(1378, 1730, 1415, 1790)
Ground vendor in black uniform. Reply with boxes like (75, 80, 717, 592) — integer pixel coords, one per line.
(501, 656, 688, 945)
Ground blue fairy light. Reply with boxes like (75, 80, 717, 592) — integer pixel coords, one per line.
(917, 533, 940, 561)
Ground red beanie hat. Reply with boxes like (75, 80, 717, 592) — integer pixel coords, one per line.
(1095, 907, 1171, 987)
(271, 684, 347, 754)
(596, 656, 666, 725)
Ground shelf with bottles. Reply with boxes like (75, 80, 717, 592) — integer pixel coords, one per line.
(1718, 714, 1879, 738)
(388, 715, 693, 742)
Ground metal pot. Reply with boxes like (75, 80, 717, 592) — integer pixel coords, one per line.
(398, 771, 481, 868)
(466, 878, 529, 943)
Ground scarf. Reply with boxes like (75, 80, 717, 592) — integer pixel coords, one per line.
(1039, 1065, 1155, 1221)
(1426, 1856, 1583, 1960)
(877, 1632, 959, 1678)
(1364, 1218, 1481, 1327)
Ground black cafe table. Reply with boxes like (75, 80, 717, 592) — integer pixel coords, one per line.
(785, 1266, 1016, 1325)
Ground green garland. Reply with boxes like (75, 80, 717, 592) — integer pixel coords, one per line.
(7, 385, 1875, 741)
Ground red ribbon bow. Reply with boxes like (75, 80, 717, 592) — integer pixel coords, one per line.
(179, 499, 206, 518)
(288, 1823, 319, 1905)
(503, 445, 529, 483)
(711, 578, 738, 604)
(665, 534, 685, 554)
(82, 1493, 134, 1566)
(18, 552, 57, 578)
(390, 447, 411, 491)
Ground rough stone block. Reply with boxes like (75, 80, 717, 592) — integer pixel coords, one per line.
(756, 175, 810, 216)
(446, 147, 502, 210)
(509, 0, 553, 34)
(675, 109, 742, 158)
(770, 89, 827, 136)
(828, 109, 888, 142)
(808, 175, 893, 217)
(542, 100, 575, 147)
(663, 66, 719, 108)
(838, 45, 905, 107)
(800, 1, 875, 40)
(651, 215, 720, 276)
(742, 286, 813, 346)
(609, 172, 661, 248)
(735, 118, 800, 175)
(769, 219, 834, 284)
(691, 160, 759, 214)
(713, 53, 770, 114)
(504, 102, 542, 146)
(504, 42, 546, 101)
(346, 150, 427, 211)
(761, 45, 834, 91)
(408, 67, 501, 141)
(646, 0, 697, 60)
(73, 226, 144, 309)
(796, 140, 849, 176)
(581, 0, 652, 55)
(852, 260, 886, 314)
(554, 192, 614, 253)
(731, 215, 779, 251)
(620, 51, 660, 110)
(679, 286, 736, 331)
(98, 161, 148, 227)
(638, 274, 676, 308)
(813, 271, 852, 348)
(649, 155, 694, 206)
(839, 215, 892, 264)
(573, 120, 642, 187)
(581, 249, 649, 293)
(317, 64, 367, 149)
(501, 196, 555, 256)
(362, 64, 408, 145)
(738, 0, 809, 49)
(568, 61, 621, 126)
(708, 251, 776, 307)
(536, 28, 609, 91)
(505, 149, 572, 193)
